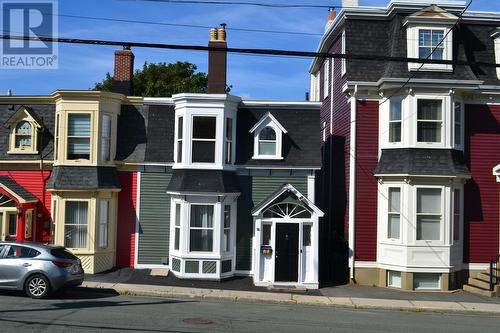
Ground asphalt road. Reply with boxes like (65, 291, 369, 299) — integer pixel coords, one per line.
(0, 288, 499, 332)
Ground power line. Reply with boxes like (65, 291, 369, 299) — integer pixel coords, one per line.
(1, 33, 499, 68)
(125, 0, 336, 9)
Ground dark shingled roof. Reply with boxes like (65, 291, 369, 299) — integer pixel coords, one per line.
(236, 107, 321, 167)
(167, 169, 240, 194)
(116, 103, 174, 163)
(374, 149, 471, 177)
(0, 176, 38, 202)
(47, 166, 121, 190)
(344, 12, 500, 85)
(0, 104, 54, 161)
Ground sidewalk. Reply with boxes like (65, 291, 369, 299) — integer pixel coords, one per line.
(81, 268, 500, 314)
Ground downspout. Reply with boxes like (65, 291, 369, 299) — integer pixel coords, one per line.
(348, 85, 357, 281)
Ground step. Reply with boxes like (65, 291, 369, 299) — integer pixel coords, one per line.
(463, 284, 496, 297)
(477, 272, 497, 282)
(468, 277, 491, 290)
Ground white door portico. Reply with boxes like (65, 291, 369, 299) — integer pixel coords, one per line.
(251, 184, 323, 289)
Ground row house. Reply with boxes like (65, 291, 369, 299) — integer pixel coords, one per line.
(0, 26, 323, 289)
(311, 0, 500, 293)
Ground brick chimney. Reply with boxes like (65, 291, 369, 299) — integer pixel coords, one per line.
(208, 23, 227, 94)
(325, 7, 336, 32)
(113, 46, 135, 95)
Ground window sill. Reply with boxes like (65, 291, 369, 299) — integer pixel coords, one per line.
(408, 65, 453, 73)
(252, 156, 284, 160)
(7, 150, 39, 155)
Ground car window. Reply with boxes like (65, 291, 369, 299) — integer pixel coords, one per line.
(50, 248, 78, 260)
(0, 245, 5, 258)
(5, 245, 41, 259)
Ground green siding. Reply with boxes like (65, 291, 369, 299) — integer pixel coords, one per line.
(138, 171, 172, 265)
(236, 176, 308, 271)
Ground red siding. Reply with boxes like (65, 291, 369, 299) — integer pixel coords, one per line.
(464, 104, 500, 263)
(0, 170, 51, 242)
(354, 100, 379, 261)
(116, 171, 137, 267)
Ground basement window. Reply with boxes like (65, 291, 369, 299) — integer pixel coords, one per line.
(388, 271, 401, 288)
(413, 273, 440, 290)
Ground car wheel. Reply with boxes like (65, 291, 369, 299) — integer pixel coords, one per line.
(25, 274, 51, 299)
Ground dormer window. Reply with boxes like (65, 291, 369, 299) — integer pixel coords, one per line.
(404, 5, 455, 72)
(4, 106, 42, 154)
(67, 114, 91, 160)
(258, 127, 277, 156)
(250, 112, 287, 160)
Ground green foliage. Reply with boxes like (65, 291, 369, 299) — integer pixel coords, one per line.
(93, 61, 208, 96)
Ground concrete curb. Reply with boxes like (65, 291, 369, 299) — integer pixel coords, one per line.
(81, 281, 500, 314)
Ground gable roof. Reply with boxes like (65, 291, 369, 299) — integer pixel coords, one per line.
(0, 176, 38, 203)
(3, 106, 44, 129)
(251, 183, 324, 217)
(249, 111, 288, 134)
(403, 5, 458, 25)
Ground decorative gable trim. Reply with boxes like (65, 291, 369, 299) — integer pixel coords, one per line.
(3, 106, 43, 129)
(4, 106, 43, 155)
(494, 164, 500, 182)
(403, 5, 458, 26)
(251, 183, 324, 217)
(249, 112, 287, 134)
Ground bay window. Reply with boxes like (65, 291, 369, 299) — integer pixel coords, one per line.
(225, 118, 233, 164)
(417, 99, 442, 143)
(416, 188, 442, 241)
(54, 114, 59, 160)
(389, 98, 402, 143)
(64, 201, 88, 249)
(67, 114, 91, 160)
(388, 188, 401, 239)
(192, 116, 216, 163)
(99, 200, 109, 248)
(176, 117, 183, 163)
(189, 205, 214, 252)
(101, 115, 111, 161)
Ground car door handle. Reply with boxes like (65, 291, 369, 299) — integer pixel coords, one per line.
(22, 263, 32, 267)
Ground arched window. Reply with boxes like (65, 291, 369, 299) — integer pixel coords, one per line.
(263, 203, 311, 219)
(258, 126, 277, 156)
(14, 121, 32, 149)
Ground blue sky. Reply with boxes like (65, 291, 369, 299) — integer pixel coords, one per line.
(1, 0, 500, 100)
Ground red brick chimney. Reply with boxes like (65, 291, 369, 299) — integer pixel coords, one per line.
(208, 23, 227, 94)
(113, 46, 135, 95)
(325, 7, 336, 31)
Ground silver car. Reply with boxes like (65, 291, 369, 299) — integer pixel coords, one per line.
(0, 242, 84, 299)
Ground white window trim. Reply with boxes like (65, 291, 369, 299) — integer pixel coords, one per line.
(387, 186, 402, 242)
(407, 25, 453, 72)
(453, 100, 464, 150)
(414, 96, 446, 147)
(415, 185, 444, 245)
(225, 117, 233, 165)
(323, 59, 330, 99)
(250, 112, 287, 160)
(188, 203, 216, 254)
(495, 36, 500, 79)
(174, 116, 184, 164)
(341, 30, 346, 76)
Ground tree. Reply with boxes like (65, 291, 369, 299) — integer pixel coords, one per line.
(94, 61, 208, 96)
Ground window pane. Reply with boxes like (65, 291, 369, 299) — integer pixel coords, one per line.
(223, 229, 230, 252)
(389, 123, 401, 143)
(260, 127, 276, 140)
(417, 188, 441, 214)
(190, 205, 214, 228)
(177, 117, 183, 139)
(101, 115, 111, 161)
(65, 201, 88, 248)
(99, 200, 109, 248)
(454, 102, 462, 145)
(389, 188, 400, 213)
(226, 118, 232, 140)
(68, 114, 91, 136)
(388, 214, 400, 239)
(414, 273, 440, 289)
(16, 121, 32, 135)
(259, 142, 276, 156)
(225, 141, 232, 164)
(419, 30, 431, 46)
(175, 204, 181, 227)
(418, 100, 442, 120)
(453, 189, 460, 241)
(419, 47, 432, 59)
(192, 141, 215, 163)
(177, 141, 182, 163)
(390, 99, 402, 121)
(224, 205, 231, 228)
(8, 214, 17, 236)
(417, 216, 441, 240)
(15, 136, 31, 148)
(193, 116, 216, 139)
(262, 224, 271, 246)
(68, 138, 90, 159)
(189, 230, 213, 252)
(174, 228, 180, 250)
(417, 123, 441, 142)
(432, 48, 443, 60)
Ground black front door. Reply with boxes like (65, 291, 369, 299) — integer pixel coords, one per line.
(275, 223, 299, 282)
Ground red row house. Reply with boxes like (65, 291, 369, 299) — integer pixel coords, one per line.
(311, 0, 500, 294)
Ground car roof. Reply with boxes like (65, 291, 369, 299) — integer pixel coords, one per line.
(0, 241, 64, 251)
